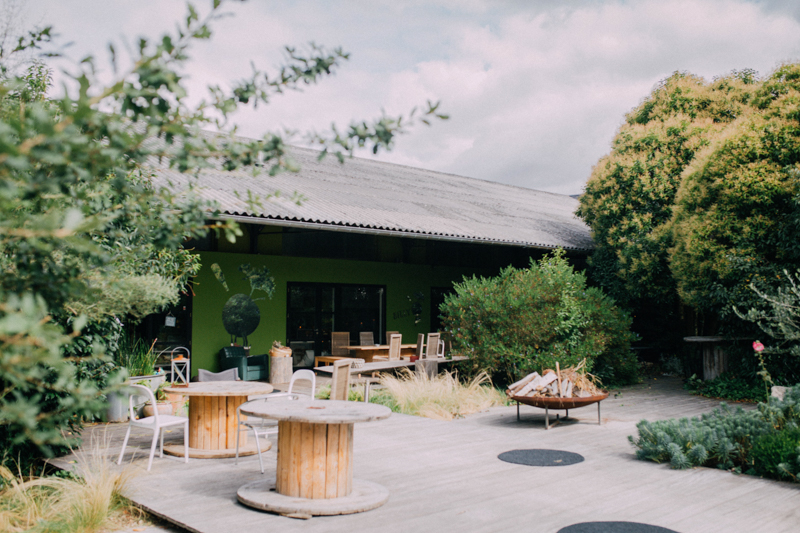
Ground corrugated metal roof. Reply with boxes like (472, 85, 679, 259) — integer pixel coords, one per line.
(150, 142, 594, 251)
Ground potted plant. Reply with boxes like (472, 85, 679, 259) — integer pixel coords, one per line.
(107, 335, 164, 422)
(141, 381, 176, 417)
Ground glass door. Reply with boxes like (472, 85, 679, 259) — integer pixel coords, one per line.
(286, 282, 386, 361)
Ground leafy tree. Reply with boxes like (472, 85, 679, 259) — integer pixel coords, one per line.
(0, 0, 445, 464)
(578, 71, 758, 308)
(440, 250, 636, 387)
(669, 65, 800, 317)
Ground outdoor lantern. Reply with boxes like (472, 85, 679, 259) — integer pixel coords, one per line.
(170, 347, 190, 386)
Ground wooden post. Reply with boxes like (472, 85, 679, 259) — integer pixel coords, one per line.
(270, 355, 293, 384)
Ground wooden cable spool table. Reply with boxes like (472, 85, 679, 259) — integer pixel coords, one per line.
(236, 399, 392, 517)
(161, 381, 274, 459)
(513, 392, 609, 430)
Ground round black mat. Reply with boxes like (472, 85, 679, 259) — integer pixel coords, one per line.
(558, 522, 679, 533)
(497, 448, 584, 466)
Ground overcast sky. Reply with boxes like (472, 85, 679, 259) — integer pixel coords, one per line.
(23, 0, 800, 195)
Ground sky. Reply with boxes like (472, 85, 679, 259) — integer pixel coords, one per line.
(21, 0, 800, 195)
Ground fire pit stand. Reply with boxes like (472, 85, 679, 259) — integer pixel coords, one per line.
(513, 392, 609, 429)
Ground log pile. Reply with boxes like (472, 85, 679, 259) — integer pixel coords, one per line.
(506, 360, 602, 399)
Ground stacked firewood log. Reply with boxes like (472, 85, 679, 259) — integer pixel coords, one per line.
(506, 360, 602, 399)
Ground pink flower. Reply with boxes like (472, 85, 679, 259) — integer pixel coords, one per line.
(753, 341, 765, 352)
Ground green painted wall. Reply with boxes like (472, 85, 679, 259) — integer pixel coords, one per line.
(190, 251, 490, 376)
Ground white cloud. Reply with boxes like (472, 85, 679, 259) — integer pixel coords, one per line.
(27, 0, 800, 194)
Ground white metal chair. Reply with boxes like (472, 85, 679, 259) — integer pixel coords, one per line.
(117, 384, 188, 471)
(235, 369, 317, 474)
(197, 368, 238, 382)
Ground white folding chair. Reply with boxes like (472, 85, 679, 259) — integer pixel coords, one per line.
(117, 384, 188, 471)
(235, 369, 317, 473)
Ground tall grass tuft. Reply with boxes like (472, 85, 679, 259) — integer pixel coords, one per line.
(372, 369, 506, 420)
(0, 442, 138, 533)
(116, 335, 158, 378)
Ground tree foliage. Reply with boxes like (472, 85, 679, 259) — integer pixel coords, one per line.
(579, 64, 800, 340)
(440, 250, 636, 387)
(0, 0, 445, 463)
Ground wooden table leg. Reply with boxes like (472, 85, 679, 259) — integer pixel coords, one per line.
(276, 421, 353, 499)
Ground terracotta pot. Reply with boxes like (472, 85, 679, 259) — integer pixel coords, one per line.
(163, 391, 188, 417)
(143, 401, 174, 417)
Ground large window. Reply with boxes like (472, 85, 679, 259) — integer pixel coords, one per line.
(286, 283, 386, 357)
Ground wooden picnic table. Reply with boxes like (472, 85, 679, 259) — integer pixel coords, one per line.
(236, 399, 392, 516)
(161, 381, 273, 459)
(344, 344, 420, 362)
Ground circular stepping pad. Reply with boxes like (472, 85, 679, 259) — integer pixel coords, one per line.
(498, 449, 584, 466)
(558, 522, 680, 533)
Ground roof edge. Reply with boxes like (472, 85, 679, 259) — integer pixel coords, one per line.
(216, 214, 594, 252)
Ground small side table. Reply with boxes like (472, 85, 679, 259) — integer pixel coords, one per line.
(236, 399, 391, 517)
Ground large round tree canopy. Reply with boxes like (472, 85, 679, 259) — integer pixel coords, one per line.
(222, 293, 261, 339)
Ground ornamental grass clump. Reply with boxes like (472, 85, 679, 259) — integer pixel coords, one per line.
(630, 384, 800, 481)
(371, 369, 506, 421)
(0, 444, 138, 533)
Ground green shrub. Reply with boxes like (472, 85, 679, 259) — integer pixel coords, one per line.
(750, 428, 800, 480)
(440, 250, 637, 387)
(631, 383, 800, 482)
(685, 372, 768, 403)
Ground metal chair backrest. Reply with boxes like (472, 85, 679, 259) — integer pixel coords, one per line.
(425, 333, 440, 359)
(331, 332, 350, 356)
(128, 384, 157, 423)
(385, 331, 399, 345)
(197, 368, 239, 382)
(388, 334, 402, 361)
(330, 359, 353, 401)
(288, 369, 317, 397)
(415, 333, 425, 358)
(359, 331, 374, 346)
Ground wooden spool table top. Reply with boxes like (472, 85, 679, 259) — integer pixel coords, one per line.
(163, 381, 274, 396)
(239, 399, 391, 425)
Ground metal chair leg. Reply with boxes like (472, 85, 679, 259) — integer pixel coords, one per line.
(235, 424, 241, 464)
(545, 406, 550, 430)
(147, 430, 159, 471)
(516, 401, 520, 421)
(117, 425, 132, 465)
(252, 428, 265, 474)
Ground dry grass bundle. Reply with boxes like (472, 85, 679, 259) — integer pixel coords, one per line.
(0, 442, 139, 533)
(375, 369, 506, 420)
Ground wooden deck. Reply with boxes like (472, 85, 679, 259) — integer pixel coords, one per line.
(55, 377, 799, 533)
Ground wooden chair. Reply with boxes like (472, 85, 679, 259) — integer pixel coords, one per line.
(388, 333, 402, 361)
(385, 331, 399, 345)
(359, 331, 374, 346)
(331, 332, 350, 356)
(425, 333, 441, 359)
(415, 333, 425, 359)
(330, 359, 353, 401)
